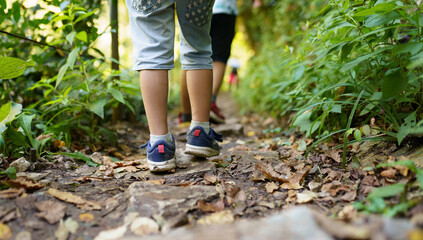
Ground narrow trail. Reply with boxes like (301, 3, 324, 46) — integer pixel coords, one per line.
(1, 92, 421, 240)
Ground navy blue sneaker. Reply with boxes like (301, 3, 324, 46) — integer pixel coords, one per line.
(140, 136, 176, 172)
(185, 126, 223, 157)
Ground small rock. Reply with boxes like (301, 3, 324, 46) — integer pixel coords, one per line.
(130, 217, 160, 236)
(17, 172, 49, 181)
(214, 124, 243, 136)
(10, 157, 31, 172)
(382, 218, 415, 240)
(126, 182, 219, 217)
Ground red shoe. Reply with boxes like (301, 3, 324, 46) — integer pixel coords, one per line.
(210, 103, 225, 123)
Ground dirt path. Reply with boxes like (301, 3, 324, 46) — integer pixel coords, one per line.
(0, 92, 421, 240)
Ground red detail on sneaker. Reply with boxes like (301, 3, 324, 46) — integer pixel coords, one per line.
(194, 129, 201, 137)
(210, 103, 225, 123)
(158, 145, 165, 153)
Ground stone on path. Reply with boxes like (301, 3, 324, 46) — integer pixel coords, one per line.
(214, 123, 243, 136)
(126, 182, 219, 218)
(10, 157, 31, 172)
(122, 207, 333, 240)
(134, 154, 216, 183)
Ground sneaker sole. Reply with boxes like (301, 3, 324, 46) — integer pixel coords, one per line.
(148, 158, 176, 172)
(184, 144, 220, 157)
(210, 111, 225, 123)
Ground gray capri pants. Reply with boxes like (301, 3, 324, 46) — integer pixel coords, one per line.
(126, 0, 214, 70)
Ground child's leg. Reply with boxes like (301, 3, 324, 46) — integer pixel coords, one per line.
(176, 0, 222, 157)
(179, 70, 191, 115)
(186, 69, 213, 122)
(212, 61, 226, 97)
(127, 0, 176, 171)
(140, 70, 169, 135)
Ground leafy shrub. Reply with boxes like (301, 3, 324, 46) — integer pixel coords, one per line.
(0, 0, 141, 160)
(238, 0, 423, 147)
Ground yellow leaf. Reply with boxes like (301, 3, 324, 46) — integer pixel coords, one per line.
(0, 223, 12, 240)
(79, 213, 95, 223)
(247, 131, 256, 137)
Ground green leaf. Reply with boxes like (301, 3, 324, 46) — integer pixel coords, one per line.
(0, 102, 22, 135)
(75, 31, 88, 42)
(362, 125, 371, 136)
(56, 63, 69, 89)
(394, 42, 423, 55)
(67, 48, 79, 69)
(365, 11, 402, 28)
(66, 31, 76, 45)
(382, 69, 408, 99)
(89, 98, 107, 118)
(298, 139, 307, 151)
(416, 169, 423, 191)
(108, 88, 125, 104)
(74, 12, 94, 24)
(0, 0, 6, 9)
(6, 127, 30, 148)
(330, 104, 342, 113)
(377, 159, 417, 172)
(0, 167, 16, 179)
(12, 1, 20, 22)
(397, 112, 416, 145)
(292, 111, 313, 133)
(51, 15, 71, 23)
(354, 129, 362, 142)
(353, 3, 397, 17)
(17, 114, 35, 146)
(367, 183, 405, 199)
(0, 57, 35, 79)
(53, 152, 99, 167)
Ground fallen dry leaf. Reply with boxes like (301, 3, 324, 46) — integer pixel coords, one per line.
(0, 222, 12, 240)
(340, 190, 357, 202)
(35, 201, 66, 224)
(256, 161, 289, 183)
(79, 213, 95, 223)
(280, 182, 302, 190)
(265, 182, 279, 193)
(381, 168, 396, 179)
(204, 174, 219, 184)
(394, 165, 409, 177)
(253, 155, 264, 161)
(308, 181, 322, 191)
(286, 190, 297, 204)
(0, 188, 24, 199)
(296, 191, 317, 204)
(289, 166, 311, 185)
(119, 144, 132, 156)
(321, 181, 351, 197)
(146, 179, 165, 185)
(6, 177, 44, 190)
(47, 188, 101, 210)
(326, 149, 342, 163)
(197, 210, 235, 225)
(197, 200, 225, 213)
(36, 133, 53, 140)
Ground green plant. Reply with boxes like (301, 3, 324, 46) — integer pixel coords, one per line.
(0, 167, 17, 180)
(237, 0, 423, 164)
(354, 160, 423, 217)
